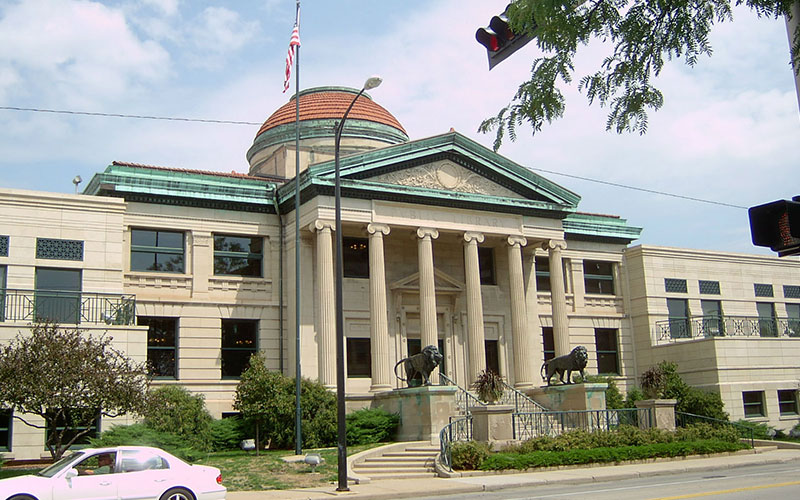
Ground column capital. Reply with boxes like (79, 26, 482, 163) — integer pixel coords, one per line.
(542, 239, 567, 251)
(416, 227, 439, 240)
(507, 235, 527, 248)
(367, 223, 391, 236)
(463, 231, 485, 244)
(310, 219, 334, 233)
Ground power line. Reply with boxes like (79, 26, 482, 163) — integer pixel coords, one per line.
(529, 166, 748, 210)
(0, 106, 261, 126)
(2, 104, 747, 210)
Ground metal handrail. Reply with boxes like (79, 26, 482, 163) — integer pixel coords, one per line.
(656, 315, 800, 341)
(439, 415, 472, 471)
(512, 408, 651, 440)
(675, 411, 755, 448)
(498, 379, 548, 413)
(439, 373, 485, 416)
(0, 289, 136, 325)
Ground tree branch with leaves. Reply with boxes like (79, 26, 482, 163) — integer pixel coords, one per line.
(480, 0, 800, 150)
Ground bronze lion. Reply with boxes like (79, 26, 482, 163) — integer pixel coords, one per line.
(540, 345, 588, 386)
(394, 345, 443, 387)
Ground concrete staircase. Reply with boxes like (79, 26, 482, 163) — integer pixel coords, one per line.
(349, 441, 440, 482)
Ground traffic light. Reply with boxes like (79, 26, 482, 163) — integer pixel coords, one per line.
(475, 4, 533, 70)
(748, 198, 800, 257)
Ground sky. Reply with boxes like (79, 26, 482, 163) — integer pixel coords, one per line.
(0, 0, 798, 256)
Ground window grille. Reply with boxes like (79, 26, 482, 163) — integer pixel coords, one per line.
(664, 278, 687, 293)
(784, 285, 800, 299)
(754, 283, 774, 297)
(0, 236, 8, 257)
(699, 280, 720, 295)
(36, 238, 84, 261)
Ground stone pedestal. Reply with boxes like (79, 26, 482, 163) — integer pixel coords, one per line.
(527, 383, 608, 411)
(373, 385, 457, 443)
(635, 399, 677, 431)
(470, 405, 514, 443)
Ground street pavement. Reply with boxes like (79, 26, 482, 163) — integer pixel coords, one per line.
(225, 446, 800, 500)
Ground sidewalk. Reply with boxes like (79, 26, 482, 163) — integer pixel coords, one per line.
(225, 447, 800, 500)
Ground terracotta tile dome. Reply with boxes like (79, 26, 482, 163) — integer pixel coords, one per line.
(255, 86, 407, 139)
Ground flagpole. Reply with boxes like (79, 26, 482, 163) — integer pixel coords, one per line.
(293, 0, 303, 457)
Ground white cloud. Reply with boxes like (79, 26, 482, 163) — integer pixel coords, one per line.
(0, 0, 170, 106)
(139, 0, 179, 17)
(185, 6, 259, 68)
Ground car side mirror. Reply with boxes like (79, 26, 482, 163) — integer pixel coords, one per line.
(65, 468, 78, 479)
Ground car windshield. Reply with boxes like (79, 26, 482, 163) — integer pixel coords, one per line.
(37, 452, 84, 478)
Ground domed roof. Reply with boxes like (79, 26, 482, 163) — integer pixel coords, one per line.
(256, 86, 407, 138)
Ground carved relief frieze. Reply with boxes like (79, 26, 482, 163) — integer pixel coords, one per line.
(371, 160, 524, 198)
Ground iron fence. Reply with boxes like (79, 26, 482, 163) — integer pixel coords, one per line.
(675, 412, 755, 448)
(656, 315, 800, 342)
(498, 379, 549, 413)
(512, 408, 652, 441)
(439, 415, 472, 471)
(0, 289, 136, 326)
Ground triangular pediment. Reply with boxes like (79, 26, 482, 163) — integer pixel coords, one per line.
(371, 159, 526, 200)
(390, 268, 464, 293)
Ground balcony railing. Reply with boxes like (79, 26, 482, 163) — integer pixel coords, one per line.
(0, 289, 136, 326)
(656, 315, 800, 342)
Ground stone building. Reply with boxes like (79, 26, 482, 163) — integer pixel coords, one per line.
(1, 87, 798, 459)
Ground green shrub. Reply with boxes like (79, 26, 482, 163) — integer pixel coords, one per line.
(89, 423, 204, 461)
(732, 420, 775, 440)
(234, 354, 337, 449)
(346, 408, 400, 445)
(209, 416, 251, 451)
(450, 441, 490, 470)
(143, 386, 213, 450)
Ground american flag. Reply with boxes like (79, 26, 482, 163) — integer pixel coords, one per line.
(283, 23, 300, 93)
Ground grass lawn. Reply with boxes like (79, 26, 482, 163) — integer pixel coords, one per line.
(195, 444, 382, 491)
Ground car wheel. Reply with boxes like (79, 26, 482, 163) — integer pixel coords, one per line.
(159, 487, 195, 500)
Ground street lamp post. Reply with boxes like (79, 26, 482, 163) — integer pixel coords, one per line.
(334, 76, 382, 492)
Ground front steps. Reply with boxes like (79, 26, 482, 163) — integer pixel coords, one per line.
(349, 441, 440, 482)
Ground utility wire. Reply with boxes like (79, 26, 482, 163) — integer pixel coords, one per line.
(528, 166, 748, 210)
(2, 104, 747, 210)
(0, 105, 261, 126)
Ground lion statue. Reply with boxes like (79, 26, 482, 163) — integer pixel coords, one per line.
(540, 346, 588, 386)
(394, 345, 443, 387)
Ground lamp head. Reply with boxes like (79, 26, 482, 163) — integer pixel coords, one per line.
(363, 76, 382, 90)
(72, 175, 82, 186)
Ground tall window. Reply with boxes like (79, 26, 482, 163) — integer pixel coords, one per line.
(346, 338, 371, 377)
(214, 235, 263, 277)
(478, 247, 496, 285)
(778, 389, 798, 416)
(787, 303, 800, 337)
(138, 317, 178, 378)
(756, 302, 777, 337)
(343, 237, 369, 278)
(535, 257, 550, 291)
(700, 300, 724, 336)
(45, 408, 100, 449)
(667, 298, 690, 338)
(35, 268, 81, 324)
(485, 339, 500, 374)
(742, 391, 765, 418)
(583, 261, 615, 295)
(0, 408, 11, 452)
(221, 319, 258, 378)
(0, 265, 6, 322)
(594, 328, 619, 374)
(130, 229, 185, 273)
(542, 327, 555, 361)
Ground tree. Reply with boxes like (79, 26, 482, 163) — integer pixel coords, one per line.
(0, 322, 149, 459)
(234, 354, 336, 451)
(479, 0, 800, 150)
(639, 361, 728, 420)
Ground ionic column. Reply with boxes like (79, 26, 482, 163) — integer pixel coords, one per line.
(546, 239, 570, 357)
(312, 220, 336, 388)
(417, 227, 439, 350)
(524, 249, 544, 385)
(464, 231, 486, 381)
(367, 223, 391, 392)
(507, 236, 533, 389)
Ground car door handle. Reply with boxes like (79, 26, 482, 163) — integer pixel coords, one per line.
(155, 479, 167, 483)
(100, 481, 112, 486)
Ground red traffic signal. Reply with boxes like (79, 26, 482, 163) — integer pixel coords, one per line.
(475, 4, 533, 70)
(749, 199, 800, 256)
